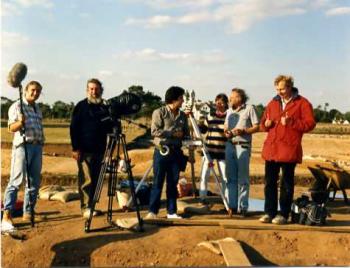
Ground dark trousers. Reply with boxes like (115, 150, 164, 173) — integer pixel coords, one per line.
(149, 149, 181, 215)
(264, 161, 297, 219)
(77, 153, 103, 210)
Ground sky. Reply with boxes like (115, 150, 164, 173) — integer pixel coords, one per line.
(1, 0, 350, 112)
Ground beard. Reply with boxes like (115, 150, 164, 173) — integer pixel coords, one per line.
(87, 95, 102, 104)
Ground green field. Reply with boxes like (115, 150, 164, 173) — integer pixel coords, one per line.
(1, 119, 349, 144)
(1, 118, 150, 144)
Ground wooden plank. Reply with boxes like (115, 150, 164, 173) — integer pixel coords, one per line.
(143, 218, 350, 233)
(218, 238, 251, 266)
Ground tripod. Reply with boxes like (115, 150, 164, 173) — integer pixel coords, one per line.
(129, 113, 230, 213)
(84, 128, 143, 233)
(186, 113, 230, 211)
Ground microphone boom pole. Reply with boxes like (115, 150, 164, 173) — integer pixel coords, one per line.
(7, 63, 35, 227)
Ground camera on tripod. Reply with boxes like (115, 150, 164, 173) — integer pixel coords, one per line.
(84, 91, 144, 233)
(100, 91, 142, 130)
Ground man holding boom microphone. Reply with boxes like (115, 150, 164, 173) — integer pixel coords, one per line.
(2, 81, 45, 230)
(146, 86, 190, 219)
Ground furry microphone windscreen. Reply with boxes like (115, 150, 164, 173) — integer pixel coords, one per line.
(7, 63, 28, 88)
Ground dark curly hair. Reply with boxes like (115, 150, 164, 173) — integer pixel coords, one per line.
(165, 86, 185, 104)
(215, 93, 229, 109)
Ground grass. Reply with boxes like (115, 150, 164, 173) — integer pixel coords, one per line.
(2, 119, 349, 145)
(311, 123, 350, 135)
(1, 118, 150, 144)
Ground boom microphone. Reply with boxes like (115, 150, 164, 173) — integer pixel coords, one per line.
(7, 62, 28, 88)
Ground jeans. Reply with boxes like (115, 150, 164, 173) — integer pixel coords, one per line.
(264, 161, 297, 219)
(77, 152, 104, 210)
(149, 149, 181, 214)
(225, 142, 251, 211)
(199, 157, 227, 199)
(4, 144, 42, 214)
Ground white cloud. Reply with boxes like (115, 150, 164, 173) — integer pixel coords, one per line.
(114, 48, 227, 64)
(177, 11, 212, 24)
(214, 0, 307, 33)
(2, 2, 22, 16)
(326, 6, 350, 16)
(78, 12, 91, 18)
(125, 0, 347, 33)
(15, 0, 53, 8)
(1, 0, 53, 17)
(2, 31, 30, 47)
(125, 15, 173, 28)
(58, 73, 81, 80)
(124, 0, 216, 10)
(98, 70, 114, 76)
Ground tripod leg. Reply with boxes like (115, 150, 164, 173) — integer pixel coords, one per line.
(120, 134, 144, 231)
(188, 114, 229, 211)
(85, 135, 115, 232)
(189, 146, 198, 197)
(127, 164, 153, 207)
(107, 159, 118, 224)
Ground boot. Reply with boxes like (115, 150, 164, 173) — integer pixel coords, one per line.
(2, 210, 14, 225)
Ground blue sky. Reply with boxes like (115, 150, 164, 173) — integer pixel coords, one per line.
(2, 0, 350, 112)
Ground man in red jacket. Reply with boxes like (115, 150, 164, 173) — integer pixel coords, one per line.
(259, 75, 316, 225)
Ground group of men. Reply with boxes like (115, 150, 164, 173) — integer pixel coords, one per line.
(1, 74, 316, 231)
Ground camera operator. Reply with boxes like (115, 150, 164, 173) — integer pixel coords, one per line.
(70, 78, 113, 219)
(146, 86, 190, 219)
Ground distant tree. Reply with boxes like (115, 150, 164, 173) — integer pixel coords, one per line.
(1, 97, 14, 119)
(313, 107, 324, 122)
(52, 101, 74, 119)
(329, 109, 343, 120)
(344, 112, 350, 122)
(254, 103, 265, 120)
(324, 102, 329, 112)
(38, 103, 52, 119)
(127, 85, 162, 117)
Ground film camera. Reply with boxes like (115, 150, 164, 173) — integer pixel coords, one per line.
(100, 91, 142, 131)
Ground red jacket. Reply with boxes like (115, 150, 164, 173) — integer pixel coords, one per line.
(260, 91, 316, 163)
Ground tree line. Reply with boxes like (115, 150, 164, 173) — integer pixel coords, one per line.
(1, 86, 163, 120)
(1, 88, 349, 123)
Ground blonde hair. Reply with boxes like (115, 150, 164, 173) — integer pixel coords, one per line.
(274, 75, 294, 88)
(25, 81, 42, 91)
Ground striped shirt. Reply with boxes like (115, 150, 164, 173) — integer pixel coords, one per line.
(8, 99, 44, 147)
(202, 112, 227, 160)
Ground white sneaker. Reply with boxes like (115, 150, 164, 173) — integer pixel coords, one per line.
(82, 208, 101, 219)
(167, 213, 182, 219)
(145, 212, 157, 219)
(1, 220, 16, 233)
(272, 215, 287, 225)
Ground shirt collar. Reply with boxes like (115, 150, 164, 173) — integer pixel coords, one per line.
(231, 103, 246, 113)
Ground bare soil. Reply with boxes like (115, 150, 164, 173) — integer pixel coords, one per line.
(1, 133, 350, 267)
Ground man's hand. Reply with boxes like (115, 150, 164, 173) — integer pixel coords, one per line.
(224, 130, 233, 138)
(18, 114, 25, 125)
(72, 150, 81, 161)
(232, 128, 245, 136)
(281, 112, 291, 126)
(173, 130, 184, 138)
(264, 114, 273, 128)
